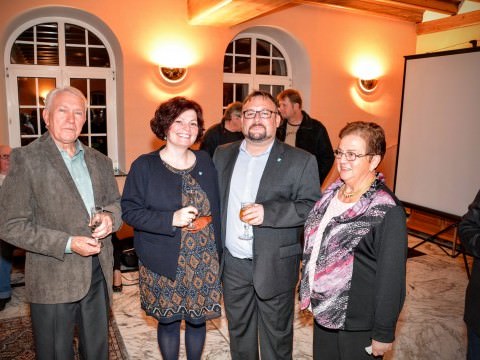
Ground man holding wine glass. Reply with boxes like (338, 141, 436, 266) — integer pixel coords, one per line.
(0, 86, 122, 360)
(213, 90, 320, 360)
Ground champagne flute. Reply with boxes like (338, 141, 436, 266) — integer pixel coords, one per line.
(90, 205, 104, 248)
(186, 189, 197, 230)
(239, 202, 254, 240)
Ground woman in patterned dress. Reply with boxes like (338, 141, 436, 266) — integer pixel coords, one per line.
(299, 121, 407, 359)
(121, 97, 222, 360)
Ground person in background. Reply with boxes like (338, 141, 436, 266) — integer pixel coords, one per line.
(112, 232, 124, 292)
(121, 96, 222, 360)
(0, 86, 122, 359)
(213, 90, 320, 359)
(0, 145, 11, 186)
(0, 145, 12, 311)
(200, 101, 243, 157)
(300, 121, 407, 359)
(276, 89, 334, 185)
(459, 189, 480, 360)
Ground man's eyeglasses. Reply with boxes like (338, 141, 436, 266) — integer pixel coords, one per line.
(0, 154, 10, 160)
(333, 149, 373, 161)
(242, 109, 277, 120)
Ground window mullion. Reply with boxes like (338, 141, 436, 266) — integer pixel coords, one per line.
(85, 28, 90, 67)
(58, 20, 66, 68)
(251, 36, 256, 77)
(33, 25, 38, 65)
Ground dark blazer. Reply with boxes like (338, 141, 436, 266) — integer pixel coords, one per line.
(121, 149, 221, 280)
(459, 189, 480, 335)
(0, 133, 122, 304)
(213, 139, 320, 299)
(276, 110, 334, 185)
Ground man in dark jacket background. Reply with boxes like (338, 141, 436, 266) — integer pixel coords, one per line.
(276, 89, 334, 186)
(200, 101, 243, 157)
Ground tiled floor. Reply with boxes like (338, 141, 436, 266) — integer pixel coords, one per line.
(0, 236, 471, 359)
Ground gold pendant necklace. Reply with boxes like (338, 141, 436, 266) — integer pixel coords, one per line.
(341, 176, 376, 199)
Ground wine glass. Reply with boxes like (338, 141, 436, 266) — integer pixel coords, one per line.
(239, 202, 254, 240)
(90, 205, 104, 248)
(185, 189, 197, 230)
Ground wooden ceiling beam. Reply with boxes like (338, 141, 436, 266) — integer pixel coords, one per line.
(417, 9, 480, 34)
(362, 0, 459, 15)
(188, 0, 473, 32)
(188, 0, 294, 26)
(299, 0, 458, 15)
(298, 0, 424, 22)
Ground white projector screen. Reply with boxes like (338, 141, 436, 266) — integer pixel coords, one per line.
(394, 48, 480, 218)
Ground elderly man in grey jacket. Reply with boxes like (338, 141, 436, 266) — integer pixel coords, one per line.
(0, 86, 121, 360)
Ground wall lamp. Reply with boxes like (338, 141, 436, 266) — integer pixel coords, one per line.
(159, 66, 188, 83)
(358, 78, 378, 93)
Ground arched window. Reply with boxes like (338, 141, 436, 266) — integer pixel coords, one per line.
(5, 18, 118, 163)
(223, 34, 291, 109)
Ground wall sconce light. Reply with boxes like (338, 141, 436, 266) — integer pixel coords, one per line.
(159, 66, 188, 83)
(358, 78, 378, 93)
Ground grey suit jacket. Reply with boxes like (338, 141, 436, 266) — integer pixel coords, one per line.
(0, 133, 121, 304)
(213, 139, 320, 299)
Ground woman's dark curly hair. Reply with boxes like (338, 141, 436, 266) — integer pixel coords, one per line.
(150, 96, 205, 142)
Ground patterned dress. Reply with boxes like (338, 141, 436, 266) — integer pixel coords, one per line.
(139, 162, 222, 324)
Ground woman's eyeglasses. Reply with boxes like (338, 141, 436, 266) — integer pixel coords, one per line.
(333, 149, 373, 161)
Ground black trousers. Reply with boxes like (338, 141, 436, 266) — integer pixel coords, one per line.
(223, 250, 295, 360)
(30, 256, 109, 360)
(313, 321, 374, 360)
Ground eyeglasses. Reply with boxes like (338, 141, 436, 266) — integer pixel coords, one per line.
(333, 149, 373, 161)
(242, 109, 277, 120)
(0, 154, 10, 160)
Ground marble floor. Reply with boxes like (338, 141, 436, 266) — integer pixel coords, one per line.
(0, 236, 471, 359)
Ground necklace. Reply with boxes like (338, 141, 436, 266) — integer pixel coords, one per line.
(341, 176, 376, 199)
(287, 121, 301, 127)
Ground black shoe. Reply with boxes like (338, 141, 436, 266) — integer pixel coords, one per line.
(0, 297, 11, 311)
(112, 284, 123, 293)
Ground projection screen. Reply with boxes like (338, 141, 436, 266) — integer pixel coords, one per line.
(394, 48, 480, 218)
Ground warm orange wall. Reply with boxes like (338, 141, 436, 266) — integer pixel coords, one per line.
(0, 1, 417, 188)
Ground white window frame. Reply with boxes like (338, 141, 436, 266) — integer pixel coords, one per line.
(4, 17, 118, 165)
(223, 33, 292, 102)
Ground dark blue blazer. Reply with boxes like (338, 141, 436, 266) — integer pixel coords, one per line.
(121, 149, 221, 279)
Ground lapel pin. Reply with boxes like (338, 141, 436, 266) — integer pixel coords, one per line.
(277, 158, 282, 162)
(198, 171, 203, 176)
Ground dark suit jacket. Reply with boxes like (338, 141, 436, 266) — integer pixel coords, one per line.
(459, 189, 480, 335)
(213, 139, 320, 299)
(0, 133, 122, 304)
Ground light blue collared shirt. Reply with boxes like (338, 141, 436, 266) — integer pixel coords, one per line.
(58, 141, 95, 253)
(225, 140, 273, 259)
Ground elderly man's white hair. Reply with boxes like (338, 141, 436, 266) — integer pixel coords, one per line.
(44, 86, 87, 111)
